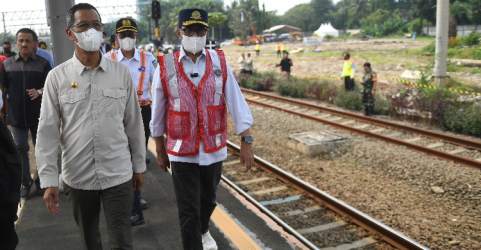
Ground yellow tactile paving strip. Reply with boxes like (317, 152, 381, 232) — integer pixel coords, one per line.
(148, 138, 262, 250)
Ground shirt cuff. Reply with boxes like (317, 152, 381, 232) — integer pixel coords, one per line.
(235, 121, 253, 135)
(39, 174, 59, 189)
(132, 161, 146, 174)
(150, 124, 166, 137)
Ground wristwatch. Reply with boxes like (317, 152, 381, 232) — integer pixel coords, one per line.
(241, 135, 254, 144)
(37, 89, 43, 95)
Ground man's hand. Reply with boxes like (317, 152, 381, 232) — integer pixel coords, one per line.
(43, 187, 59, 214)
(156, 150, 170, 172)
(239, 142, 254, 172)
(26, 89, 40, 100)
(133, 173, 144, 191)
(372, 89, 376, 96)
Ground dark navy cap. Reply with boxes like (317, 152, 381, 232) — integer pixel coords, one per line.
(116, 18, 137, 33)
(110, 34, 116, 43)
(179, 8, 208, 27)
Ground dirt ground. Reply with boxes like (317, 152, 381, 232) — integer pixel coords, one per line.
(221, 39, 481, 88)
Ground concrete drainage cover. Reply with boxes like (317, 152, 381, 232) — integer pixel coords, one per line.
(287, 131, 347, 157)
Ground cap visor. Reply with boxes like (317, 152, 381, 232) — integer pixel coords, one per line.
(117, 28, 138, 33)
(182, 20, 209, 27)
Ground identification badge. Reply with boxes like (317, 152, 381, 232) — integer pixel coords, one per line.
(139, 66, 146, 72)
(214, 69, 222, 78)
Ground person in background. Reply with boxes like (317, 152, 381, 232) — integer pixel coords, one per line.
(37, 3, 145, 249)
(255, 41, 260, 57)
(276, 43, 281, 58)
(107, 17, 157, 226)
(1, 42, 17, 58)
(360, 62, 377, 116)
(342, 52, 355, 91)
(276, 51, 293, 80)
(238, 52, 246, 74)
(100, 31, 112, 54)
(245, 53, 253, 75)
(151, 8, 254, 250)
(38, 41, 48, 50)
(281, 43, 287, 56)
(33, 37, 55, 69)
(104, 34, 117, 56)
(0, 28, 52, 199)
(0, 88, 22, 250)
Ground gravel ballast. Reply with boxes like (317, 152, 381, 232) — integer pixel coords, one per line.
(227, 104, 481, 250)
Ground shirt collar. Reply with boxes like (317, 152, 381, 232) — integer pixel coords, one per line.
(72, 50, 108, 75)
(14, 52, 37, 61)
(116, 48, 140, 62)
(179, 46, 206, 63)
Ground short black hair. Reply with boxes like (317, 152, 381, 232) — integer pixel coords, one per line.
(103, 31, 106, 36)
(363, 62, 371, 68)
(2, 41, 11, 46)
(247, 53, 251, 56)
(344, 52, 350, 57)
(16, 28, 38, 42)
(66, 3, 102, 28)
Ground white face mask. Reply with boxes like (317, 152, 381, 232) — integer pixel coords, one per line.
(71, 28, 103, 52)
(119, 37, 136, 51)
(182, 35, 206, 54)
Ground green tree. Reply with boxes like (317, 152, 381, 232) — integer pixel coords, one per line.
(363, 9, 391, 27)
(208, 12, 228, 40)
(310, 0, 335, 30)
(450, 0, 473, 37)
(331, 0, 350, 33)
(350, 0, 370, 29)
(411, 0, 436, 35)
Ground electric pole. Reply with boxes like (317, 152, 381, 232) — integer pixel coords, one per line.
(46, 0, 75, 65)
(434, 0, 449, 87)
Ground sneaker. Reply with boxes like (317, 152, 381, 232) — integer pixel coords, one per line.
(145, 157, 150, 164)
(202, 231, 218, 250)
(20, 183, 32, 198)
(140, 198, 149, 209)
(130, 214, 145, 226)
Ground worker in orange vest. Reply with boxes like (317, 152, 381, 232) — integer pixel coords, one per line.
(276, 43, 281, 58)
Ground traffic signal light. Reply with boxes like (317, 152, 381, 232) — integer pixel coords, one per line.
(152, 1, 161, 19)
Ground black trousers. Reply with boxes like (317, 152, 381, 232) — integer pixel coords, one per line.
(0, 119, 21, 250)
(277, 50, 281, 57)
(344, 76, 354, 91)
(256, 50, 260, 56)
(171, 161, 223, 250)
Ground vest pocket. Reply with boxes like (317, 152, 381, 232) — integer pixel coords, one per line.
(103, 89, 127, 117)
(168, 110, 191, 140)
(207, 105, 226, 136)
(59, 91, 87, 120)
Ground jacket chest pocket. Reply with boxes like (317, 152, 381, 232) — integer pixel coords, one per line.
(103, 89, 127, 117)
(207, 105, 226, 136)
(59, 91, 88, 120)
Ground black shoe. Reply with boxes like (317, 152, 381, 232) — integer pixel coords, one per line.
(145, 157, 150, 164)
(20, 183, 32, 198)
(140, 198, 149, 209)
(130, 214, 145, 226)
(36, 185, 45, 195)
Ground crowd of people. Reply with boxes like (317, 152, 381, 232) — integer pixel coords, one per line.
(0, 3, 254, 250)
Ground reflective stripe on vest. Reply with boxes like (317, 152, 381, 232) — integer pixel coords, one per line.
(342, 59, 354, 77)
(111, 50, 149, 106)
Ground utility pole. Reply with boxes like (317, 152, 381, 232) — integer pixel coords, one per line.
(46, 0, 75, 65)
(2, 13, 6, 34)
(434, 0, 449, 87)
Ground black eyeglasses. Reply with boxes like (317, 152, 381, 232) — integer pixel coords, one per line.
(117, 33, 137, 39)
(71, 22, 104, 32)
(180, 28, 207, 37)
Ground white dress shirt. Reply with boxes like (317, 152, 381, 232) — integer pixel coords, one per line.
(150, 47, 253, 166)
(105, 48, 157, 102)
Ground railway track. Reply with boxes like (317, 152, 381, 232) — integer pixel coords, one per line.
(224, 141, 428, 250)
(240, 88, 481, 169)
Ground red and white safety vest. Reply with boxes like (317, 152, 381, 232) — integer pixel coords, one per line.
(159, 49, 227, 156)
(111, 50, 150, 106)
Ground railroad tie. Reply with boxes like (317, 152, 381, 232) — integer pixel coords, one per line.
(305, 110, 321, 116)
(317, 114, 332, 119)
(318, 237, 377, 250)
(278, 205, 323, 217)
(386, 132, 403, 138)
(369, 128, 385, 133)
(259, 195, 301, 206)
(448, 148, 468, 154)
(353, 124, 370, 129)
(327, 117, 343, 122)
(247, 186, 288, 196)
(340, 120, 355, 125)
(426, 142, 445, 149)
(296, 220, 348, 234)
(223, 160, 241, 166)
(234, 177, 271, 185)
(404, 137, 423, 143)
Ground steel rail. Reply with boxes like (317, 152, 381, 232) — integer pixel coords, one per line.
(241, 88, 481, 169)
(226, 141, 429, 250)
(241, 88, 481, 152)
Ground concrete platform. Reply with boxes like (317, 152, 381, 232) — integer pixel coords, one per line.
(14, 140, 298, 250)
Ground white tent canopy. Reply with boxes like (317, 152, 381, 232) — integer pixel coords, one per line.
(263, 25, 302, 33)
(314, 23, 339, 37)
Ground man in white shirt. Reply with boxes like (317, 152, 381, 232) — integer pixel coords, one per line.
(150, 8, 254, 250)
(238, 52, 246, 74)
(100, 31, 112, 54)
(106, 18, 157, 226)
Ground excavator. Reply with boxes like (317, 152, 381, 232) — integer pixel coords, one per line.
(233, 9, 263, 46)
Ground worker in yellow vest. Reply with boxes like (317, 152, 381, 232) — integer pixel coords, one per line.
(282, 43, 287, 56)
(276, 43, 281, 58)
(255, 40, 260, 57)
(342, 52, 356, 91)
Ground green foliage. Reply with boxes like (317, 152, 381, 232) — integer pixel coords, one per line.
(363, 15, 409, 36)
(334, 89, 364, 111)
(237, 71, 276, 91)
(462, 33, 481, 46)
(443, 103, 481, 136)
(409, 18, 428, 35)
(363, 9, 391, 27)
(446, 63, 460, 72)
(421, 42, 436, 53)
(350, 0, 371, 28)
(469, 68, 481, 75)
(275, 78, 311, 98)
(373, 94, 392, 115)
(323, 34, 335, 40)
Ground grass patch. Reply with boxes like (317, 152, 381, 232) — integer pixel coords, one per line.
(469, 68, 481, 75)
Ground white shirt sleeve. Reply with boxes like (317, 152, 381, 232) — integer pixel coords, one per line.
(150, 65, 166, 137)
(224, 61, 253, 135)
